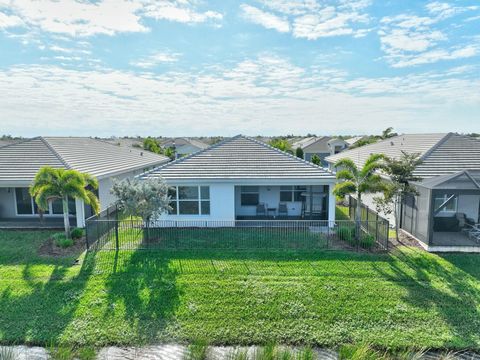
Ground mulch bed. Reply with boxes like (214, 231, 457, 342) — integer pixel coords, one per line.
(38, 235, 87, 257)
(388, 230, 425, 250)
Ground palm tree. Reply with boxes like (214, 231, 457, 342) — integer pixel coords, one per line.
(30, 167, 100, 238)
(333, 154, 387, 239)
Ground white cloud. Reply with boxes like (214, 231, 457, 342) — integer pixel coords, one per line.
(379, 4, 480, 68)
(239, 0, 371, 40)
(131, 51, 181, 68)
(240, 4, 289, 33)
(0, 56, 479, 136)
(0, 11, 23, 28)
(391, 44, 478, 68)
(142, 1, 222, 24)
(0, 0, 222, 37)
(426, 2, 479, 20)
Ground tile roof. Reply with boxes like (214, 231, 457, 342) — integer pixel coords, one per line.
(291, 136, 330, 150)
(141, 135, 335, 181)
(325, 133, 480, 178)
(0, 137, 169, 185)
(161, 137, 209, 150)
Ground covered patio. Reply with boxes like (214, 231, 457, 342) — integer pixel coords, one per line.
(234, 185, 330, 220)
(402, 170, 480, 251)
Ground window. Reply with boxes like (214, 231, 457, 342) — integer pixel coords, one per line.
(280, 186, 306, 202)
(15, 187, 76, 216)
(15, 188, 33, 214)
(168, 186, 210, 215)
(51, 198, 77, 215)
(241, 186, 259, 206)
(434, 194, 457, 213)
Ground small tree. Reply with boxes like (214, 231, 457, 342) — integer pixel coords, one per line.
(30, 167, 100, 238)
(163, 146, 176, 160)
(381, 127, 397, 139)
(295, 147, 304, 159)
(143, 137, 162, 154)
(310, 154, 321, 166)
(111, 177, 171, 240)
(374, 151, 422, 242)
(333, 154, 387, 240)
(269, 138, 293, 154)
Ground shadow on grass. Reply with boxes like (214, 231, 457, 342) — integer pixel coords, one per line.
(0, 252, 97, 345)
(372, 247, 480, 349)
(102, 249, 181, 344)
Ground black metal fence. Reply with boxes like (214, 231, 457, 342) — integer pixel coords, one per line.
(348, 195, 390, 242)
(85, 217, 389, 252)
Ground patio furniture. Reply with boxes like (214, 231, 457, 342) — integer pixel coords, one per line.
(278, 203, 288, 217)
(433, 215, 460, 232)
(267, 207, 277, 217)
(256, 203, 266, 216)
(465, 224, 480, 243)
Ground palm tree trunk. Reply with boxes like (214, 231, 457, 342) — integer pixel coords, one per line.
(63, 195, 71, 239)
(355, 192, 362, 241)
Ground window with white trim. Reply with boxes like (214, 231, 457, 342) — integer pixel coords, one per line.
(168, 186, 210, 215)
(434, 194, 458, 213)
(240, 186, 259, 206)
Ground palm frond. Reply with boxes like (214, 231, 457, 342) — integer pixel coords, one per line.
(333, 181, 357, 197)
(335, 169, 355, 181)
(86, 191, 100, 214)
(334, 158, 358, 176)
(83, 173, 99, 190)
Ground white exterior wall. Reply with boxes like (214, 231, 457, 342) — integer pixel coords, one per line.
(159, 183, 235, 221)
(98, 169, 145, 212)
(157, 180, 336, 224)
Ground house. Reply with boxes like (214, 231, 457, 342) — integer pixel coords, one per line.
(140, 135, 337, 224)
(0, 137, 169, 228)
(326, 133, 480, 252)
(161, 137, 209, 159)
(291, 136, 348, 165)
(345, 136, 367, 147)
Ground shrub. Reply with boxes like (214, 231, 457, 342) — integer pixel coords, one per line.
(70, 227, 84, 239)
(337, 226, 355, 244)
(52, 233, 74, 248)
(360, 234, 376, 249)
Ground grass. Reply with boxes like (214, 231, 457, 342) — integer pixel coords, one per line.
(1, 230, 480, 352)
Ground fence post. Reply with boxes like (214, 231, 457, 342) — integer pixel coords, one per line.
(85, 220, 90, 250)
(375, 214, 379, 242)
(115, 220, 119, 251)
(348, 196, 352, 218)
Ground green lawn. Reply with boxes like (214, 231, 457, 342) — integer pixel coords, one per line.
(1, 230, 480, 351)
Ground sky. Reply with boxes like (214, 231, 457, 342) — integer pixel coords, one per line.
(0, 0, 479, 137)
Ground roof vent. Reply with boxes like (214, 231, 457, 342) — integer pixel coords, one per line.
(140, 152, 143, 156)
(390, 141, 394, 146)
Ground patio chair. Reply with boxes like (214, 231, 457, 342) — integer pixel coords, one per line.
(256, 203, 266, 216)
(278, 203, 288, 217)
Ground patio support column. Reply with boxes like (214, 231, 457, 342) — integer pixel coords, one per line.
(75, 198, 85, 228)
(328, 183, 336, 227)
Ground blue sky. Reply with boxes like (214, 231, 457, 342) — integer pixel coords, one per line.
(0, 0, 479, 137)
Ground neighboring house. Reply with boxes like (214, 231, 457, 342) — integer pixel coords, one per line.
(0, 137, 169, 228)
(292, 136, 348, 166)
(161, 138, 209, 159)
(345, 136, 367, 147)
(326, 133, 480, 252)
(141, 135, 337, 223)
